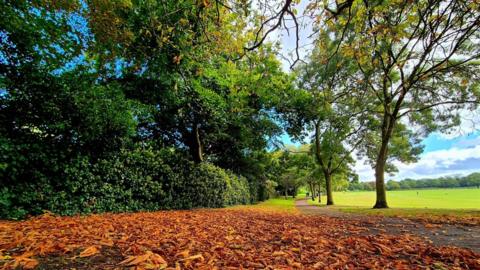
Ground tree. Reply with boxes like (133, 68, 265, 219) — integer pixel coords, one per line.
(319, 0, 480, 208)
(85, 0, 291, 166)
(270, 145, 316, 199)
(387, 180, 401, 190)
(0, 0, 294, 217)
(280, 33, 365, 205)
(465, 173, 480, 188)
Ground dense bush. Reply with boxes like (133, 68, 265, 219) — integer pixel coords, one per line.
(172, 162, 229, 209)
(0, 147, 252, 219)
(224, 172, 250, 206)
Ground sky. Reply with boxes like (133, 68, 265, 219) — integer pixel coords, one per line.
(281, 122, 480, 182)
(354, 131, 480, 181)
(272, 1, 480, 182)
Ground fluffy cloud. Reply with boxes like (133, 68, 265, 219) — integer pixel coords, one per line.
(393, 145, 480, 179)
(355, 145, 480, 181)
(353, 159, 375, 182)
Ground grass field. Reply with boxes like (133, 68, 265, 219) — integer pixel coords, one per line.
(309, 188, 480, 209)
(307, 188, 480, 224)
(230, 197, 297, 212)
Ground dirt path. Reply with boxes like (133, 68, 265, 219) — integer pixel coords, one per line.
(295, 199, 480, 253)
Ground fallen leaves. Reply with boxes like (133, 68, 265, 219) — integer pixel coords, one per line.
(79, 246, 100, 258)
(390, 212, 480, 227)
(0, 208, 478, 269)
(8, 252, 38, 270)
(416, 215, 480, 227)
(424, 223, 443, 229)
(119, 251, 168, 269)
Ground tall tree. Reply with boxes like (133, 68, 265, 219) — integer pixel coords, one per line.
(281, 33, 365, 205)
(318, 0, 480, 208)
(85, 0, 289, 165)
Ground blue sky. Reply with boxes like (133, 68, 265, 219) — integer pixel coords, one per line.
(281, 130, 480, 182)
(355, 130, 480, 181)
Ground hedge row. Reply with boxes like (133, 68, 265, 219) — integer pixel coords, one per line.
(0, 147, 251, 219)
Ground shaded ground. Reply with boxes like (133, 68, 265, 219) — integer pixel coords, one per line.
(296, 199, 480, 253)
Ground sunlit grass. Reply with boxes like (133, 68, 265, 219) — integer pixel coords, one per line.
(306, 188, 480, 223)
(230, 197, 298, 213)
(308, 188, 480, 209)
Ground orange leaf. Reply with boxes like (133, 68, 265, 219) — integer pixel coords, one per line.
(180, 254, 204, 262)
(119, 251, 168, 269)
(16, 257, 39, 270)
(272, 251, 287, 256)
(98, 239, 114, 247)
(175, 249, 190, 258)
(79, 246, 100, 257)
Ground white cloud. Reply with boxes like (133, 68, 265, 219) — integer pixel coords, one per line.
(436, 108, 480, 139)
(355, 145, 480, 181)
(353, 158, 375, 182)
(393, 145, 480, 179)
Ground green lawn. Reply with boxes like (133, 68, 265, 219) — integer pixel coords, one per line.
(306, 188, 480, 224)
(309, 188, 480, 209)
(230, 197, 297, 212)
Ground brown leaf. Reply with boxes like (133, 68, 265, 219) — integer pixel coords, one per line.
(1, 206, 478, 269)
(272, 251, 287, 256)
(119, 251, 168, 269)
(180, 254, 204, 262)
(79, 246, 100, 257)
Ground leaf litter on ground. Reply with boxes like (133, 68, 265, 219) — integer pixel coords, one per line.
(0, 208, 479, 269)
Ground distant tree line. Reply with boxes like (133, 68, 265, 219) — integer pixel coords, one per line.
(348, 173, 480, 191)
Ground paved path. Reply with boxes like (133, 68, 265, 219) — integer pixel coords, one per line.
(295, 199, 480, 253)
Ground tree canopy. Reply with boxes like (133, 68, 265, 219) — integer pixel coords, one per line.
(1, 0, 479, 219)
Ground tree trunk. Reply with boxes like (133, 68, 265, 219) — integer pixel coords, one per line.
(284, 185, 288, 199)
(310, 183, 315, 201)
(318, 185, 321, 203)
(314, 121, 333, 205)
(374, 117, 394, 208)
(374, 154, 388, 208)
(324, 172, 334, 205)
(190, 123, 203, 163)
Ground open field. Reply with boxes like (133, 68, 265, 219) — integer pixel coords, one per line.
(307, 188, 480, 225)
(309, 188, 480, 209)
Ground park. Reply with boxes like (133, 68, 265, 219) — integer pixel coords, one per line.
(1, 0, 480, 269)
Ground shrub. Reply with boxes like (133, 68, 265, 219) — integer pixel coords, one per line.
(224, 172, 250, 205)
(0, 146, 252, 219)
(176, 163, 229, 209)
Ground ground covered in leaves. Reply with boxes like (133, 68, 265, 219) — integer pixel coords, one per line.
(1, 208, 479, 269)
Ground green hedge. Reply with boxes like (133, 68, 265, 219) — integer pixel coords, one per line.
(0, 147, 252, 219)
(224, 172, 250, 205)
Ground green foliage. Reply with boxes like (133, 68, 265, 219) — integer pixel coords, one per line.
(224, 172, 251, 206)
(268, 146, 317, 198)
(177, 162, 228, 209)
(0, 0, 286, 219)
(0, 146, 253, 219)
(0, 187, 28, 220)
